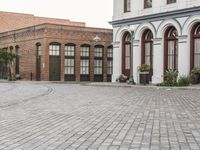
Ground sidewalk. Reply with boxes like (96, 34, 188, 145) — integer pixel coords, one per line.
(87, 82, 200, 90)
(1, 79, 200, 90)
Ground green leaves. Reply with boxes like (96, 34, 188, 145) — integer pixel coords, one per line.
(0, 48, 18, 62)
(139, 64, 150, 72)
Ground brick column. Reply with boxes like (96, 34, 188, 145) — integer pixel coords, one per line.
(90, 45, 94, 81)
(103, 46, 108, 82)
(60, 43, 65, 81)
(42, 38, 49, 81)
(75, 44, 80, 81)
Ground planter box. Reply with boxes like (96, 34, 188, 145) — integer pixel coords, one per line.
(140, 72, 149, 85)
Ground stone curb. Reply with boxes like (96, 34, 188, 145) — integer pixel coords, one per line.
(1, 80, 200, 90)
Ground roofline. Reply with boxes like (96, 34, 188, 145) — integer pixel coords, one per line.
(0, 23, 113, 36)
(110, 6, 200, 27)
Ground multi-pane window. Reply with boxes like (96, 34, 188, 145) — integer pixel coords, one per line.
(144, 0, 152, 9)
(166, 27, 178, 70)
(107, 47, 113, 75)
(65, 45, 75, 56)
(94, 47, 103, 57)
(167, 0, 176, 4)
(125, 45, 131, 69)
(143, 30, 153, 66)
(123, 33, 131, 74)
(64, 44, 75, 75)
(194, 25, 200, 67)
(80, 46, 90, 75)
(64, 59, 74, 75)
(49, 45, 60, 56)
(80, 46, 90, 57)
(36, 44, 42, 56)
(80, 60, 89, 75)
(94, 46, 103, 75)
(124, 0, 131, 12)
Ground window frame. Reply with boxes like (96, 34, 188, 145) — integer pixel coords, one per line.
(144, 0, 152, 9)
(94, 46, 104, 75)
(167, 0, 176, 4)
(164, 27, 178, 71)
(124, 0, 131, 13)
(64, 44, 76, 75)
(80, 45, 90, 75)
(107, 46, 113, 75)
(191, 24, 200, 69)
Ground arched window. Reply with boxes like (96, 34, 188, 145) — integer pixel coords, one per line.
(80, 44, 90, 81)
(94, 45, 104, 82)
(64, 43, 76, 81)
(164, 27, 178, 71)
(122, 32, 131, 78)
(36, 43, 41, 81)
(191, 24, 200, 69)
(144, 0, 152, 9)
(142, 29, 153, 80)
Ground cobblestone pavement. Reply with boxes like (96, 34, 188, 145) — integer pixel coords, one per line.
(0, 82, 200, 150)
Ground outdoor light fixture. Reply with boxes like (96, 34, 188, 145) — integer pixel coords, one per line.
(93, 35, 101, 42)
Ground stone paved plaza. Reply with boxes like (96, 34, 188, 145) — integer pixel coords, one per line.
(0, 82, 200, 150)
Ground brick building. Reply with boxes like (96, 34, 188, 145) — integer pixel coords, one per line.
(0, 11, 113, 81)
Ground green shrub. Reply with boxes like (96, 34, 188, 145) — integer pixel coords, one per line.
(191, 67, 200, 74)
(157, 81, 178, 87)
(165, 69, 178, 84)
(139, 64, 150, 72)
(177, 76, 191, 86)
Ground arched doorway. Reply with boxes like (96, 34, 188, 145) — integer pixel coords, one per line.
(122, 32, 131, 78)
(141, 29, 153, 81)
(191, 23, 200, 69)
(164, 26, 178, 72)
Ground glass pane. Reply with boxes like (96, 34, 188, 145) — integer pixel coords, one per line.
(195, 39, 200, 67)
(144, 0, 152, 8)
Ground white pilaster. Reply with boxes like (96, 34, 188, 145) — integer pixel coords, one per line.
(133, 40, 140, 84)
(152, 38, 164, 84)
(112, 41, 121, 82)
(178, 35, 190, 77)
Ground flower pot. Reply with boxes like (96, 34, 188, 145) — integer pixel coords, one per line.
(191, 73, 200, 84)
(140, 72, 149, 85)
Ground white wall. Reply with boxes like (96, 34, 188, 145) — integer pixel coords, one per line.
(113, 0, 200, 21)
(112, 14, 200, 84)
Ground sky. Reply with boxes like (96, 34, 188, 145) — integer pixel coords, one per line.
(0, 0, 113, 28)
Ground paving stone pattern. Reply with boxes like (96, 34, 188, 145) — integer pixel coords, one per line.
(0, 82, 200, 150)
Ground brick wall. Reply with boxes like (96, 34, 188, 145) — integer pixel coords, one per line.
(0, 23, 113, 81)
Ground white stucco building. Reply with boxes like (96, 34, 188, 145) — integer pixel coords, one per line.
(111, 0, 200, 84)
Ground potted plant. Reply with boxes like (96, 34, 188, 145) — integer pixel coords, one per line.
(139, 64, 150, 85)
(191, 67, 200, 84)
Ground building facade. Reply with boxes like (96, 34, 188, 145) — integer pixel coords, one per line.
(0, 12, 113, 81)
(111, 0, 200, 84)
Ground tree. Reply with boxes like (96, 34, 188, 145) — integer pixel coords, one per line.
(0, 48, 18, 80)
